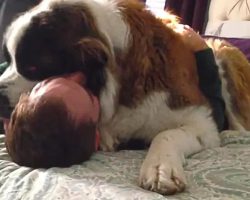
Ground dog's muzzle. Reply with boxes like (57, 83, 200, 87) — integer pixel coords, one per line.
(0, 64, 37, 120)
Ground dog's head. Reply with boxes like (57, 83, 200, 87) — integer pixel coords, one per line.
(0, 1, 113, 118)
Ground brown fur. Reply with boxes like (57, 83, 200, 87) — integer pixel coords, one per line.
(207, 39, 250, 130)
(5, 94, 96, 168)
(116, 0, 206, 108)
(16, 2, 113, 97)
(4, 1, 119, 169)
(155, 9, 180, 27)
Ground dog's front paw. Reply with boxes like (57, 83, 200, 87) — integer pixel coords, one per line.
(139, 157, 187, 195)
(99, 129, 119, 151)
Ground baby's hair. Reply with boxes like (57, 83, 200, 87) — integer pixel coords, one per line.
(5, 93, 96, 168)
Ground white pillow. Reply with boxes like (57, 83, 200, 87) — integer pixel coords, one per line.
(205, 21, 250, 38)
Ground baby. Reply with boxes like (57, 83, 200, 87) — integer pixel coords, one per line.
(4, 72, 100, 168)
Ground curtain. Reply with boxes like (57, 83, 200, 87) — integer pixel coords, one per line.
(165, 0, 210, 33)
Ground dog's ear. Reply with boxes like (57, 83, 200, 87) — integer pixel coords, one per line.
(16, 4, 110, 95)
(72, 38, 110, 96)
(32, 5, 109, 96)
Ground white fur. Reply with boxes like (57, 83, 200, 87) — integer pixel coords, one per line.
(1, 0, 129, 107)
(85, 0, 129, 51)
(99, 69, 119, 124)
(100, 92, 219, 149)
(216, 59, 246, 131)
(5, 0, 51, 58)
(100, 92, 220, 193)
(0, 65, 37, 106)
(138, 103, 219, 194)
(49, 0, 130, 51)
(1, 1, 50, 107)
(0, 0, 222, 195)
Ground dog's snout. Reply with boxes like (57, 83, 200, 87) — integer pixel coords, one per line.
(0, 94, 13, 118)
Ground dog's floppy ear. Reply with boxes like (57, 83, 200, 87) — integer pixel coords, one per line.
(50, 4, 110, 96)
(73, 37, 110, 96)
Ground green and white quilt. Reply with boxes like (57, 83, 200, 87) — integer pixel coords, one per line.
(0, 131, 249, 200)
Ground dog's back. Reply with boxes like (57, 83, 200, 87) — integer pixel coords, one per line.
(207, 38, 250, 131)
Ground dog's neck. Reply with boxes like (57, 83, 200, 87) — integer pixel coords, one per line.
(71, 0, 130, 52)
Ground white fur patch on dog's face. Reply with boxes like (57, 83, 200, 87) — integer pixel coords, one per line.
(0, 3, 43, 108)
(0, 65, 37, 107)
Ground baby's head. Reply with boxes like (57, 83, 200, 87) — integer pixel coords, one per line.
(5, 72, 99, 168)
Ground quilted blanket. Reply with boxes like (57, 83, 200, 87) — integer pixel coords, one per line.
(0, 131, 250, 200)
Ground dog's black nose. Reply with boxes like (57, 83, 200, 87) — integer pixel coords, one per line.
(0, 94, 12, 119)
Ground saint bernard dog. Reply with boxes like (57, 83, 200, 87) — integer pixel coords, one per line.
(1, 0, 250, 195)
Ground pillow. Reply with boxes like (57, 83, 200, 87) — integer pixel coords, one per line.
(205, 21, 250, 39)
(226, 38, 250, 60)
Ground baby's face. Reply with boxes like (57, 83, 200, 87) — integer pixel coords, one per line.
(29, 72, 99, 123)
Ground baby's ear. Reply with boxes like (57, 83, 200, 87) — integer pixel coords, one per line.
(73, 38, 109, 96)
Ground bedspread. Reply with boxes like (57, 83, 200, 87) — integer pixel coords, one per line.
(0, 131, 250, 200)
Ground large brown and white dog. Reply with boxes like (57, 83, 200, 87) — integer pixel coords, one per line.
(1, 0, 250, 195)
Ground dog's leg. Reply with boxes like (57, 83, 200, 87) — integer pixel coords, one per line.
(139, 108, 220, 195)
(99, 127, 120, 151)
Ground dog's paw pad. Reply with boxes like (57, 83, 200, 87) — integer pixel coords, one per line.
(139, 163, 186, 195)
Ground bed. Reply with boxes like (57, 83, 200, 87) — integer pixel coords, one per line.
(1, 0, 250, 199)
